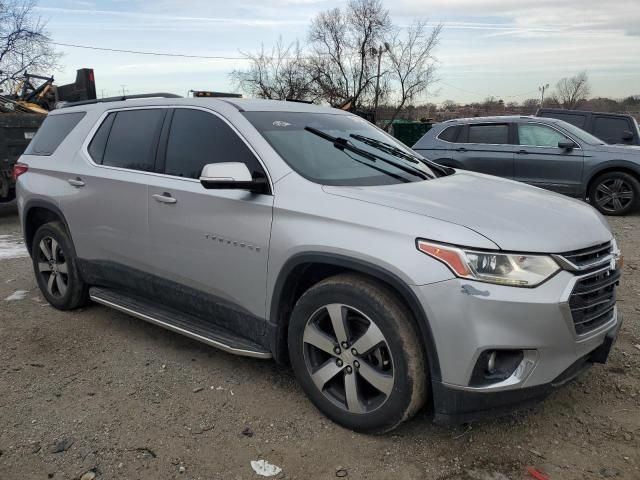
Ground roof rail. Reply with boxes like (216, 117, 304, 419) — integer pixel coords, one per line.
(58, 92, 182, 108)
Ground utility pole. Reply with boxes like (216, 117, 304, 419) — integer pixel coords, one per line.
(120, 84, 128, 97)
(372, 43, 390, 116)
(539, 83, 549, 107)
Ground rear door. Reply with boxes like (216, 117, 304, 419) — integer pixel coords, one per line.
(452, 122, 515, 178)
(62, 107, 166, 290)
(146, 107, 274, 336)
(513, 122, 584, 195)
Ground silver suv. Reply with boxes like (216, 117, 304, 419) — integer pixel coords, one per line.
(15, 95, 622, 433)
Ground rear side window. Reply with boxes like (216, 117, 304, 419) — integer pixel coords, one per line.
(101, 109, 165, 171)
(544, 112, 586, 128)
(467, 124, 509, 144)
(24, 112, 85, 156)
(593, 117, 631, 144)
(88, 113, 115, 163)
(164, 108, 263, 179)
(438, 125, 460, 142)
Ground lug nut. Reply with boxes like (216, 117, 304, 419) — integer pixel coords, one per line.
(351, 348, 358, 356)
(334, 346, 341, 355)
(353, 360, 360, 369)
(346, 366, 353, 374)
(336, 359, 343, 367)
(341, 342, 348, 349)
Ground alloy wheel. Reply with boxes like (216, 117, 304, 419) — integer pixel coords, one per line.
(594, 178, 635, 213)
(36, 236, 69, 298)
(302, 303, 394, 414)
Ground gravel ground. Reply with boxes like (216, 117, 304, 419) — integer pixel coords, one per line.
(0, 201, 639, 480)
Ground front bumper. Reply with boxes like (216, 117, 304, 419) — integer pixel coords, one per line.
(413, 268, 620, 422)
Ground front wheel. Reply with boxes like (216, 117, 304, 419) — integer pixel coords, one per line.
(31, 222, 89, 310)
(288, 274, 428, 433)
(588, 171, 640, 215)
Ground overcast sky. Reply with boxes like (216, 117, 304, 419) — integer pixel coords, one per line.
(39, 0, 640, 104)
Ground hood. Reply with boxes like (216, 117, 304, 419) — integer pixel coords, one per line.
(323, 172, 612, 253)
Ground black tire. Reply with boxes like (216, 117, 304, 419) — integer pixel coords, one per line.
(31, 221, 89, 310)
(288, 273, 428, 433)
(588, 171, 640, 216)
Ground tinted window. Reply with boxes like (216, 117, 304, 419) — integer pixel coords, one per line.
(593, 117, 632, 144)
(24, 112, 85, 156)
(88, 113, 115, 163)
(165, 109, 263, 179)
(518, 124, 569, 147)
(438, 125, 459, 142)
(541, 112, 586, 128)
(467, 124, 509, 144)
(102, 109, 165, 171)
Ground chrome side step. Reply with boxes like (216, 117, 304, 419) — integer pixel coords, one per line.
(89, 287, 272, 359)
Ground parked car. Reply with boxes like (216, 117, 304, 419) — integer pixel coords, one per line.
(537, 108, 640, 146)
(15, 97, 621, 433)
(413, 116, 640, 215)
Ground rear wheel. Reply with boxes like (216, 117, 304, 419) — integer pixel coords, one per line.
(588, 171, 640, 215)
(288, 274, 428, 433)
(32, 222, 88, 310)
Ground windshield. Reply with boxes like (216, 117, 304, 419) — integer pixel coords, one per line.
(556, 120, 605, 145)
(243, 111, 436, 186)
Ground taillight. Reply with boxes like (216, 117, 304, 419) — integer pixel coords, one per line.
(12, 162, 29, 181)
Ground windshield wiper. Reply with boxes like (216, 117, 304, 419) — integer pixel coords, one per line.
(304, 126, 431, 181)
(349, 133, 453, 177)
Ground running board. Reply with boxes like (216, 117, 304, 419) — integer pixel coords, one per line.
(89, 287, 272, 359)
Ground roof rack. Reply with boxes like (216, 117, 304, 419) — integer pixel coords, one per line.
(58, 92, 182, 108)
(285, 98, 314, 104)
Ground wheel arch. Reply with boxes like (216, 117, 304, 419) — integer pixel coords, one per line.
(23, 200, 73, 257)
(268, 252, 442, 382)
(586, 161, 640, 197)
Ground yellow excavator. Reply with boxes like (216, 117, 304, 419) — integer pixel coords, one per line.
(0, 68, 96, 202)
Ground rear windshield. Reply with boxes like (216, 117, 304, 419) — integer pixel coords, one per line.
(24, 112, 86, 156)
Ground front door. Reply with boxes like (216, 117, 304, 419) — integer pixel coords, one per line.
(513, 122, 584, 196)
(147, 108, 273, 339)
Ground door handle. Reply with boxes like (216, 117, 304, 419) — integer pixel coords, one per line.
(152, 193, 177, 204)
(516, 149, 528, 154)
(456, 147, 467, 152)
(67, 177, 85, 187)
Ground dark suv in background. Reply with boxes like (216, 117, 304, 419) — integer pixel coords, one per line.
(537, 108, 640, 146)
(413, 116, 640, 215)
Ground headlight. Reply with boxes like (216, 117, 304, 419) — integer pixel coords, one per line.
(417, 240, 560, 287)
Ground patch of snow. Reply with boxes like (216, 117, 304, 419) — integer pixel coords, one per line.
(250, 460, 282, 477)
(5, 290, 28, 301)
(0, 234, 28, 260)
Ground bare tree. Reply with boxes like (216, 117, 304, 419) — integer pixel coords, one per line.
(307, 0, 390, 108)
(441, 99, 457, 112)
(383, 20, 441, 128)
(554, 71, 591, 109)
(0, 0, 59, 91)
(230, 39, 315, 101)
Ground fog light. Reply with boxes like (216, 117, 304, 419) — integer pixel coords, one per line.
(469, 349, 524, 387)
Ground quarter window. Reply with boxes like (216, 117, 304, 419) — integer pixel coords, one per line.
(164, 109, 263, 179)
(467, 124, 509, 144)
(518, 124, 570, 147)
(438, 125, 460, 142)
(24, 112, 86, 156)
(101, 109, 165, 171)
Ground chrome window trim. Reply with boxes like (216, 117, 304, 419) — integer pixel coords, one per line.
(80, 104, 275, 193)
(436, 122, 512, 147)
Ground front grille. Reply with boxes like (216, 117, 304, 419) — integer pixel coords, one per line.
(569, 268, 620, 335)
(554, 241, 613, 272)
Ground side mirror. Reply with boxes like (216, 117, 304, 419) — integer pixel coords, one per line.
(558, 140, 576, 151)
(199, 162, 268, 193)
(622, 130, 634, 141)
